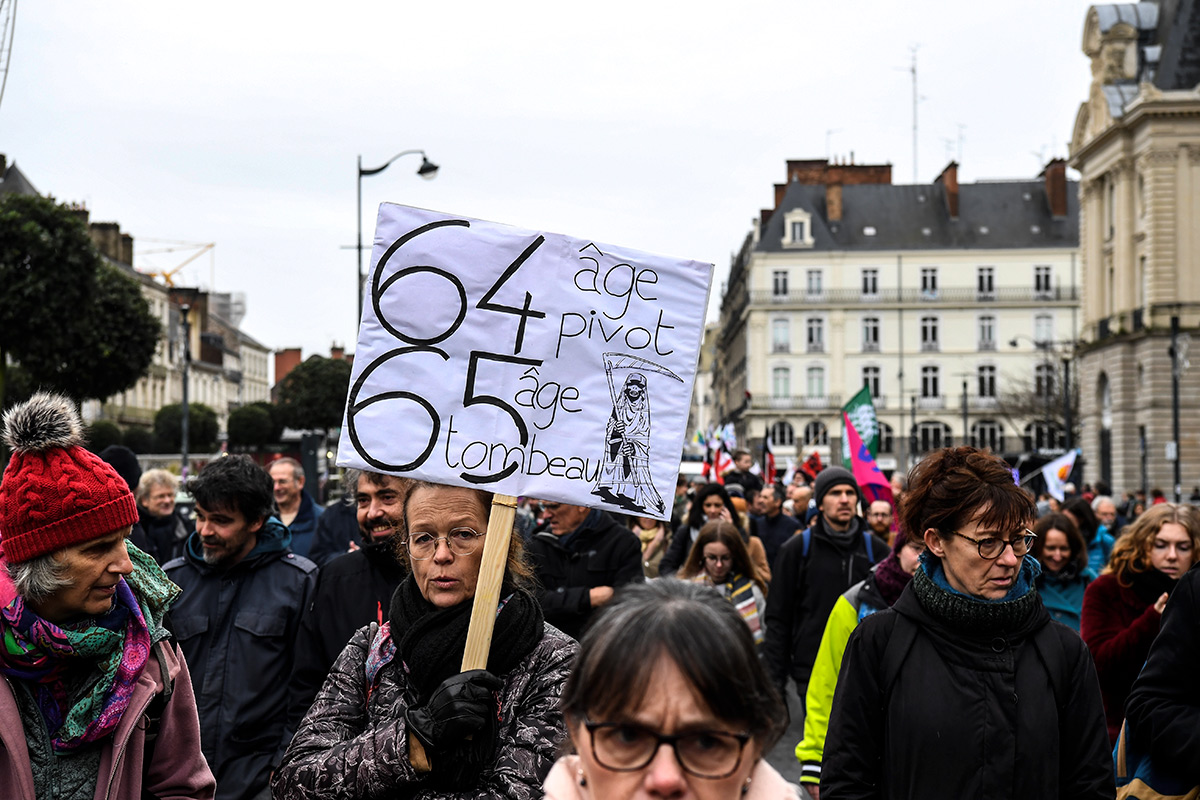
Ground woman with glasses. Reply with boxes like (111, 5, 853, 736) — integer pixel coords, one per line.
(544, 580, 796, 799)
(1080, 502, 1200, 744)
(677, 521, 768, 646)
(660, 482, 771, 581)
(822, 447, 1111, 799)
(275, 482, 578, 799)
(1031, 512, 1096, 632)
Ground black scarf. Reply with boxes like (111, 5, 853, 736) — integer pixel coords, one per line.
(1128, 566, 1178, 605)
(388, 574, 544, 702)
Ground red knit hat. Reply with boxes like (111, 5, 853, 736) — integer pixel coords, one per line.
(0, 393, 139, 564)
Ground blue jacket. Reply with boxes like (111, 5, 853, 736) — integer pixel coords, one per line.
(165, 518, 318, 800)
(286, 491, 324, 559)
(1036, 566, 1097, 632)
(1087, 527, 1115, 574)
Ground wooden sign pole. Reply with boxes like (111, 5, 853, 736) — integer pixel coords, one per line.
(409, 493, 518, 773)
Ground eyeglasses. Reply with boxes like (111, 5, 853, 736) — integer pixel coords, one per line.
(582, 720, 751, 779)
(704, 554, 733, 565)
(405, 528, 485, 560)
(948, 529, 1037, 560)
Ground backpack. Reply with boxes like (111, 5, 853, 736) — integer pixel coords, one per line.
(1114, 720, 1200, 799)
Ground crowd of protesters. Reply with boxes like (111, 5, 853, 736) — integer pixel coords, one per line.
(4, 394, 1200, 799)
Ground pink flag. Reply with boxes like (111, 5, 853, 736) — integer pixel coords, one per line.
(843, 412, 894, 510)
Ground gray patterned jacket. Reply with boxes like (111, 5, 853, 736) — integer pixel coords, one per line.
(273, 621, 578, 799)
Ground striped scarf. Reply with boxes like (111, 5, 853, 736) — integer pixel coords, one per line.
(0, 543, 179, 751)
(691, 572, 764, 644)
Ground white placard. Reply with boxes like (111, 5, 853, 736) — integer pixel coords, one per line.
(336, 204, 713, 519)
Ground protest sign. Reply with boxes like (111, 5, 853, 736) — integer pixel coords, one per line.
(336, 204, 713, 519)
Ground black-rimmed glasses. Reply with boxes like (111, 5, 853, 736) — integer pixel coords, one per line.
(404, 528, 485, 560)
(948, 529, 1037, 560)
(582, 720, 751, 779)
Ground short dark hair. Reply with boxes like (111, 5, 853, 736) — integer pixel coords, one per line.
(560, 580, 786, 747)
(733, 449, 751, 460)
(1032, 512, 1088, 573)
(1062, 496, 1098, 538)
(764, 482, 785, 503)
(900, 447, 1034, 544)
(188, 455, 274, 525)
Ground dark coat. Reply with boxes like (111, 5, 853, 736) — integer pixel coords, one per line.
(658, 522, 698, 577)
(165, 519, 318, 800)
(754, 510, 801, 569)
(1125, 567, 1200, 779)
(822, 586, 1113, 800)
(273, 622, 578, 799)
(287, 491, 324, 560)
(287, 544, 406, 732)
(525, 510, 643, 640)
(306, 501, 359, 567)
(137, 506, 192, 565)
(763, 516, 886, 693)
(1080, 571, 1165, 743)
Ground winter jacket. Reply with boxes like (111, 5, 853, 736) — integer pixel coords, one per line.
(1080, 570, 1169, 744)
(660, 522, 773, 582)
(543, 754, 799, 799)
(287, 544, 406, 732)
(822, 584, 1113, 800)
(796, 571, 890, 788)
(286, 491, 325, 560)
(1125, 567, 1200, 780)
(1087, 527, 1115, 574)
(763, 517, 886, 694)
(138, 506, 192, 565)
(1037, 567, 1096, 632)
(0, 640, 216, 800)
(165, 518, 318, 800)
(525, 510, 644, 640)
(306, 501, 359, 567)
(274, 621, 578, 799)
(754, 510, 801, 569)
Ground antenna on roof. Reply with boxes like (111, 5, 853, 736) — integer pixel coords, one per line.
(897, 45, 925, 183)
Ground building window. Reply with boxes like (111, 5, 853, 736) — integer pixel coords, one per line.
(920, 316, 939, 352)
(803, 420, 829, 446)
(772, 319, 790, 353)
(914, 421, 950, 452)
(861, 268, 879, 297)
(977, 364, 996, 398)
(878, 422, 895, 454)
(791, 220, 807, 243)
(1034, 313, 1053, 344)
(773, 270, 788, 296)
(862, 366, 881, 398)
(1025, 421, 1064, 452)
(770, 420, 795, 447)
(920, 267, 938, 298)
(978, 315, 996, 351)
(977, 266, 995, 298)
(921, 365, 940, 398)
(806, 317, 824, 352)
(862, 316, 880, 352)
(772, 367, 790, 398)
(806, 269, 823, 297)
(1106, 178, 1115, 240)
(806, 366, 825, 398)
(783, 209, 814, 248)
(1035, 363, 1055, 398)
(1035, 265, 1053, 298)
(973, 420, 1004, 452)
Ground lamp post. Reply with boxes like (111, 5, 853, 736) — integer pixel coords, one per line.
(180, 303, 192, 478)
(356, 150, 439, 325)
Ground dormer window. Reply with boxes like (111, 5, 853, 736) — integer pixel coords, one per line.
(783, 208, 815, 249)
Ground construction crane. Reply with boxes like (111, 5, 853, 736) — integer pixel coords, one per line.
(136, 239, 215, 287)
(0, 0, 16, 120)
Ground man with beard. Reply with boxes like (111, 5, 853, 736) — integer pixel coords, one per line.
(286, 469, 410, 732)
(865, 499, 896, 543)
(165, 455, 318, 800)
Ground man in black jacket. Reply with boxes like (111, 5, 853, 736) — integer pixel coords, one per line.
(763, 467, 886, 707)
(755, 482, 801, 568)
(286, 469, 410, 732)
(165, 455, 318, 800)
(526, 501, 643, 640)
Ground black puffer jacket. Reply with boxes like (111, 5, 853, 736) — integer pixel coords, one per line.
(525, 510, 643, 640)
(822, 581, 1113, 800)
(763, 517, 886, 693)
(274, 621, 578, 799)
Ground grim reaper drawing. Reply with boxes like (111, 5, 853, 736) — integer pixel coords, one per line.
(593, 353, 682, 515)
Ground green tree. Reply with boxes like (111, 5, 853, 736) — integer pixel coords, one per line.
(122, 425, 157, 454)
(0, 195, 159, 407)
(248, 401, 284, 443)
(154, 403, 219, 452)
(276, 357, 352, 433)
(228, 404, 275, 450)
(85, 420, 123, 453)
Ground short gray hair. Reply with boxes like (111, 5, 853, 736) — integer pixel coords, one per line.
(1092, 495, 1116, 511)
(7, 552, 72, 602)
(136, 468, 179, 504)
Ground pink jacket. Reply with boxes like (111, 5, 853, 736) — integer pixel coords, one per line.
(543, 754, 800, 799)
(0, 639, 216, 800)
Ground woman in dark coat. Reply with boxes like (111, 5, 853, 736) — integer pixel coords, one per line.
(822, 447, 1112, 800)
(1080, 502, 1200, 744)
(274, 482, 578, 799)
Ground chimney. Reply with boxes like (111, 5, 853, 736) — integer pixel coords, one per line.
(1043, 159, 1068, 218)
(274, 348, 302, 385)
(936, 161, 959, 219)
(826, 183, 843, 222)
(331, 344, 345, 361)
(774, 183, 787, 209)
(760, 208, 773, 236)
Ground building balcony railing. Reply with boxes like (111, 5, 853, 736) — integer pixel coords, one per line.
(754, 286, 1079, 306)
(920, 341, 939, 352)
(916, 395, 945, 410)
(978, 339, 997, 351)
(751, 394, 843, 410)
(806, 342, 825, 353)
(771, 342, 790, 353)
(971, 396, 999, 409)
(861, 341, 880, 353)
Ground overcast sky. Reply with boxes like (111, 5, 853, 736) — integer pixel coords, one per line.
(4, 1, 1099, 374)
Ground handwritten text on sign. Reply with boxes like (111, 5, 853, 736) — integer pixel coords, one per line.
(336, 205, 712, 519)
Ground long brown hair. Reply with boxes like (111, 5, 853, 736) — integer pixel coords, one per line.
(1031, 512, 1089, 574)
(679, 520, 767, 596)
(1105, 503, 1200, 586)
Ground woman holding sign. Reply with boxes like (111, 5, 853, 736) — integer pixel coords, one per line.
(274, 482, 578, 799)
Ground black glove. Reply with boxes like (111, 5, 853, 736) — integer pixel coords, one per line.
(405, 669, 502, 753)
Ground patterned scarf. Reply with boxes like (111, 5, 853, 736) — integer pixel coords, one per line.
(0, 543, 180, 751)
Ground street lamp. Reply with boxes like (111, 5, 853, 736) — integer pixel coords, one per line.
(180, 302, 193, 478)
(356, 150, 439, 325)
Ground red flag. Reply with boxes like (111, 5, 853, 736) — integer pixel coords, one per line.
(762, 436, 776, 483)
(713, 441, 734, 484)
(843, 413, 894, 510)
(800, 450, 823, 483)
